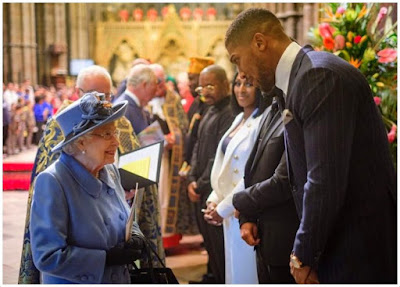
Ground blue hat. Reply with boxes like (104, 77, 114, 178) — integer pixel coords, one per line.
(52, 92, 128, 152)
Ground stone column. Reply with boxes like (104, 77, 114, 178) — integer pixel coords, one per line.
(3, 4, 10, 83)
(8, 3, 23, 83)
(284, 3, 296, 40)
(303, 3, 314, 45)
(21, 3, 37, 84)
(55, 3, 68, 74)
(69, 3, 89, 60)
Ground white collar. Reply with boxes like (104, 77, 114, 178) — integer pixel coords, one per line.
(124, 89, 141, 107)
(275, 42, 302, 96)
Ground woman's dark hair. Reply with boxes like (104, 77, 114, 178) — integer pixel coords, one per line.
(230, 72, 267, 117)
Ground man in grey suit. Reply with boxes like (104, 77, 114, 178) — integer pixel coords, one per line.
(225, 8, 396, 284)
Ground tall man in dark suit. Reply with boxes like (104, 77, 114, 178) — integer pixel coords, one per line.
(225, 8, 396, 284)
(232, 95, 299, 283)
(187, 65, 235, 283)
(114, 64, 157, 134)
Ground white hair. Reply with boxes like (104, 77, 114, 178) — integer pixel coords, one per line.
(76, 65, 112, 89)
(127, 64, 157, 87)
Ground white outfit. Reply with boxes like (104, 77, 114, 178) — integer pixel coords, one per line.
(207, 111, 260, 284)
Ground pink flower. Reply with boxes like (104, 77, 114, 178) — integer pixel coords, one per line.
(354, 35, 362, 44)
(377, 48, 397, 63)
(319, 23, 335, 38)
(377, 7, 388, 24)
(337, 6, 346, 15)
(388, 131, 396, 143)
(391, 124, 397, 133)
(334, 34, 345, 50)
(373, 97, 381, 106)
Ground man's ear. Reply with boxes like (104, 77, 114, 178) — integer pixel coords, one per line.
(253, 33, 267, 51)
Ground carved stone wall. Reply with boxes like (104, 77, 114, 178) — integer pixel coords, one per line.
(3, 3, 322, 86)
(95, 6, 238, 84)
(93, 4, 321, 84)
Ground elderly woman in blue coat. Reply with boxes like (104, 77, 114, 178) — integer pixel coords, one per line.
(30, 92, 144, 284)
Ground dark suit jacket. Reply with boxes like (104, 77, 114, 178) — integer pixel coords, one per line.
(188, 96, 234, 200)
(285, 45, 396, 283)
(114, 93, 149, 134)
(232, 103, 299, 266)
(184, 97, 209, 163)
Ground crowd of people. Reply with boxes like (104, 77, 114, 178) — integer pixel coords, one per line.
(3, 81, 80, 156)
(14, 7, 396, 285)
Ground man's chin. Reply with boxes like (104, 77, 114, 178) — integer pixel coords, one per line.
(261, 87, 276, 99)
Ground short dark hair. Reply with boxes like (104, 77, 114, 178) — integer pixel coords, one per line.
(225, 8, 283, 48)
(230, 72, 267, 118)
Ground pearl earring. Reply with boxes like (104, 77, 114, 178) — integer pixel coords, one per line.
(82, 150, 86, 155)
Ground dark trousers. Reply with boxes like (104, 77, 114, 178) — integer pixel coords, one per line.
(256, 250, 294, 284)
(3, 125, 8, 146)
(34, 121, 45, 145)
(194, 200, 225, 283)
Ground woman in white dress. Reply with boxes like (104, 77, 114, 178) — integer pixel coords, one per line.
(204, 73, 268, 283)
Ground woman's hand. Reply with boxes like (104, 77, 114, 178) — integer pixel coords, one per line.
(203, 202, 223, 226)
(125, 189, 136, 201)
(105, 234, 145, 266)
(105, 244, 142, 266)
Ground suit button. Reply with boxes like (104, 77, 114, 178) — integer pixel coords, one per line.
(233, 168, 239, 174)
(104, 217, 111, 225)
(81, 275, 88, 282)
(107, 189, 114, 195)
(119, 213, 125, 221)
(233, 155, 239, 160)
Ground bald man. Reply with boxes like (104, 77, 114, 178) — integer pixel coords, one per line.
(187, 65, 234, 283)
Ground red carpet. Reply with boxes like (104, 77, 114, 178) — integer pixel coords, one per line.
(163, 234, 183, 249)
(3, 162, 33, 191)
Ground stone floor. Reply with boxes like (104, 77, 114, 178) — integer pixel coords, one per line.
(2, 146, 207, 284)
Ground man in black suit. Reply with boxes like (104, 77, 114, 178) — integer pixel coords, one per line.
(187, 65, 235, 283)
(232, 94, 299, 283)
(225, 8, 396, 284)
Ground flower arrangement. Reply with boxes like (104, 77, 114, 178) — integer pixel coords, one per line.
(309, 3, 397, 168)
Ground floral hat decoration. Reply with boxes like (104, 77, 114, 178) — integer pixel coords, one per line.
(52, 92, 128, 152)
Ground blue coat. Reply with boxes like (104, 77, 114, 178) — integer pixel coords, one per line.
(30, 152, 131, 284)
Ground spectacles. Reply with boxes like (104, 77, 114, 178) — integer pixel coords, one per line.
(91, 129, 120, 140)
(195, 84, 215, 96)
(79, 89, 113, 101)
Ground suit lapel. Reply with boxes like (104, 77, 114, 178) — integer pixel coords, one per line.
(250, 109, 280, 172)
(287, 45, 314, 97)
(218, 115, 243, 176)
